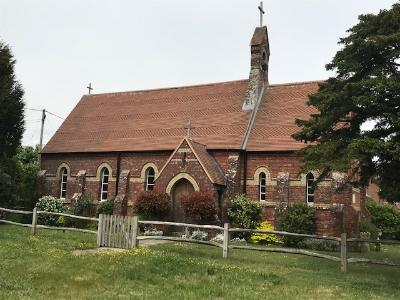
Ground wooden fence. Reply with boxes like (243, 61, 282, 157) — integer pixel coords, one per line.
(97, 214, 138, 249)
(1, 207, 400, 272)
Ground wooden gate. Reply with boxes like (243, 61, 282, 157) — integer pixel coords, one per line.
(97, 214, 138, 249)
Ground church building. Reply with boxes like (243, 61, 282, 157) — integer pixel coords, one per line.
(39, 24, 367, 236)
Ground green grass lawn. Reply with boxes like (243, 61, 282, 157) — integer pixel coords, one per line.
(1, 225, 399, 300)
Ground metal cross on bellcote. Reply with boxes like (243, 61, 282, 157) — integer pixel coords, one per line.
(258, 1, 265, 27)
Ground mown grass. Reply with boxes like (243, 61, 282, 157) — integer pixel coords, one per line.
(0, 225, 399, 299)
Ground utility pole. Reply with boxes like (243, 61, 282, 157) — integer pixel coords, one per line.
(39, 109, 46, 166)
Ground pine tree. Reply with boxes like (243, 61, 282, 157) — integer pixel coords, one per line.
(293, 3, 400, 203)
(0, 41, 25, 207)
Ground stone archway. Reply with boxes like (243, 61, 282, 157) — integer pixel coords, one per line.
(171, 178, 195, 222)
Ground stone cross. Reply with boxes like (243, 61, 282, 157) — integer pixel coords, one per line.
(258, 1, 265, 27)
(184, 120, 194, 138)
(87, 83, 93, 94)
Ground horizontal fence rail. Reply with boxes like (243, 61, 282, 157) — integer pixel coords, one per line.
(0, 207, 33, 215)
(2, 207, 399, 273)
(229, 228, 341, 241)
(139, 220, 223, 231)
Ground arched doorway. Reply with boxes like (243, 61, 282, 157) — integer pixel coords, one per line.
(171, 178, 195, 222)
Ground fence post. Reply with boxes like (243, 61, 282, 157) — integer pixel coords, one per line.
(97, 214, 104, 247)
(132, 215, 139, 248)
(340, 233, 347, 273)
(31, 207, 37, 236)
(223, 223, 230, 258)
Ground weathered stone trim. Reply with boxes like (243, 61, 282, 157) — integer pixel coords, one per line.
(165, 173, 200, 195)
(140, 162, 159, 180)
(96, 162, 113, 180)
(56, 163, 71, 180)
(247, 166, 274, 186)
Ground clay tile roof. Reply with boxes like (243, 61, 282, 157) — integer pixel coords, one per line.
(188, 139, 226, 185)
(246, 81, 321, 151)
(42, 79, 322, 154)
(42, 80, 251, 153)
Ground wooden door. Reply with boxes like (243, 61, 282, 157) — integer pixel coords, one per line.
(172, 179, 194, 222)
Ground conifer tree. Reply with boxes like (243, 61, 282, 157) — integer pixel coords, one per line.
(293, 3, 400, 203)
(0, 41, 25, 207)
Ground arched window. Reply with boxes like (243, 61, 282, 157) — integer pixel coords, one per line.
(306, 173, 314, 206)
(100, 167, 109, 201)
(259, 172, 266, 201)
(59, 167, 68, 199)
(145, 167, 155, 191)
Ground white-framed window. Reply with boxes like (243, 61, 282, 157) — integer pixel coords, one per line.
(100, 167, 109, 201)
(306, 173, 315, 206)
(145, 167, 155, 191)
(59, 167, 68, 199)
(259, 172, 266, 201)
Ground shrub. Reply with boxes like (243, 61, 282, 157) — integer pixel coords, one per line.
(211, 233, 224, 244)
(180, 192, 218, 224)
(358, 221, 380, 239)
(144, 227, 163, 236)
(134, 191, 170, 220)
(36, 195, 64, 226)
(366, 201, 400, 240)
(73, 195, 93, 216)
(250, 221, 281, 245)
(190, 230, 208, 241)
(97, 199, 114, 216)
(277, 203, 316, 247)
(298, 238, 340, 252)
(227, 194, 262, 239)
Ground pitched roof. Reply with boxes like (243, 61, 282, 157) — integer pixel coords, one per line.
(246, 81, 320, 151)
(188, 139, 226, 185)
(43, 80, 251, 153)
(42, 80, 321, 154)
(157, 137, 226, 186)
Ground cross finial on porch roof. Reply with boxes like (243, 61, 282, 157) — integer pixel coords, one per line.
(184, 120, 194, 138)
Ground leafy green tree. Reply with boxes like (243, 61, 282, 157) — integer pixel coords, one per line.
(0, 41, 25, 207)
(15, 145, 39, 209)
(293, 3, 400, 202)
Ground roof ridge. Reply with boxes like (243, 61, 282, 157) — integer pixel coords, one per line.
(268, 80, 325, 88)
(87, 79, 249, 98)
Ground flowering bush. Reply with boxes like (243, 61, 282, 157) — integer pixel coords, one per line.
(144, 227, 163, 236)
(36, 195, 64, 226)
(180, 192, 218, 224)
(210, 233, 224, 244)
(227, 194, 262, 239)
(190, 230, 208, 241)
(134, 191, 171, 220)
(250, 221, 281, 245)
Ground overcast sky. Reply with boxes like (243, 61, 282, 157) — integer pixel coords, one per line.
(0, 0, 397, 147)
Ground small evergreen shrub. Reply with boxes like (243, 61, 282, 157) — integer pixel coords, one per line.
(277, 203, 316, 247)
(358, 221, 380, 239)
(366, 201, 400, 240)
(36, 195, 64, 226)
(227, 194, 262, 239)
(250, 221, 281, 245)
(97, 199, 114, 216)
(180, 192, 218, 224)
(134, 191, 171, 220)
(73, 195, 93, 216)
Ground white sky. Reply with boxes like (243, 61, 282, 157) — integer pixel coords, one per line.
(0, 0, 396, 146)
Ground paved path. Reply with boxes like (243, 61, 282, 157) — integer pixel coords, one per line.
(72, 239, 171, 255)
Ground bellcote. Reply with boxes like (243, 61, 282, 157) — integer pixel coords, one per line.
(243, 26, 270, 110)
